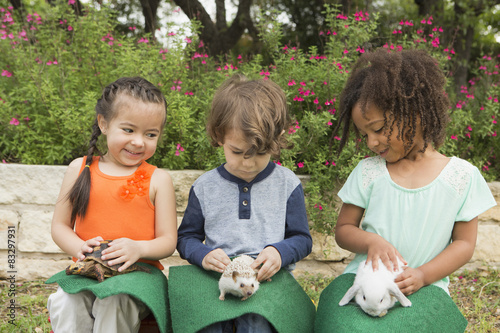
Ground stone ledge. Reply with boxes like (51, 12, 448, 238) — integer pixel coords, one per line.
(0, 164, 499, 281)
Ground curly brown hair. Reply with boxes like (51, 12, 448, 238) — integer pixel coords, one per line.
(207, 73, 291, 158)
(332, 48, 450, 154)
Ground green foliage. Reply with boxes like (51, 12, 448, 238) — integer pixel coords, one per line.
(0, 3, 498, 235)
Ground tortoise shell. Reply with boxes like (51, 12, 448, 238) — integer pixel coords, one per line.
(84, 240, 121, 271)
(65, 240, 151, 282)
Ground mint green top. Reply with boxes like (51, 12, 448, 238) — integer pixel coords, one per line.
(338, 156, 496, 293)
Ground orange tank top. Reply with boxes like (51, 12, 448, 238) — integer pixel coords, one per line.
(74, 156, 163, 269)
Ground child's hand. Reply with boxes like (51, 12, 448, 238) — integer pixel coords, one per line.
(395, 267, 425, 295)
(202, 249, 231, 273)
(101, 238, 141, 272)
(77, 236, 104, 261)
(251, 246, 282, 282)
(366, 234, 406, 272)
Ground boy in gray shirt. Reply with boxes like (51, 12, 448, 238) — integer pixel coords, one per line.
(177, 74, 312, 332)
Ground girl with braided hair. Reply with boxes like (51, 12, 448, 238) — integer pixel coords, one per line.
(314, 49, 496, 332)
(47, 77, 177, 333)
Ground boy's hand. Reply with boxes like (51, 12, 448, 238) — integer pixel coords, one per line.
(77, 236, 104, 261)
(100, 238, 141, 272)
(202, 248, 231, 273)
(251, 246, 282, 282)
(395, 266, 425, 295)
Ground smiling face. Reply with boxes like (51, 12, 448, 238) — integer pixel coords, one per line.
(351, 102, 424, 163)
(220, 128, 271, 183)
(98, 94, 165, 168)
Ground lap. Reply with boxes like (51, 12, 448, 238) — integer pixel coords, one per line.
(314, 274, 467, 333)
(168, 265, 314, 333)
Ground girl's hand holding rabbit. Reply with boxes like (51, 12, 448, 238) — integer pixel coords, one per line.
(395, 266, 425, 296)
(366, 233, 407, 273)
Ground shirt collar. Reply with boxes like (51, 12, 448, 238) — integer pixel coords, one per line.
(216, 161, 276, 185)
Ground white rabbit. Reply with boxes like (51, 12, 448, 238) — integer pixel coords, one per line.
(339, 258, 412, 317)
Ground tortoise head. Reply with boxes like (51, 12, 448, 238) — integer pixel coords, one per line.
(66, 261, 86, 275)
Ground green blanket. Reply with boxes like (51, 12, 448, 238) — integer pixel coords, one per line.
(46, 263, 171, 333)
(314, 273, 467, 333)
(168, 265, 316, 333)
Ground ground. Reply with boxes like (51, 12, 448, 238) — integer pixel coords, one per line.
(1, 264, 498, 332)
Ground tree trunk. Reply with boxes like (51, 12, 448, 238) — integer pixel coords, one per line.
(139, 0, 161, 38)
(173, 0, 255, 55)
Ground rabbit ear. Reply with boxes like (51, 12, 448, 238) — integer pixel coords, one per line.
(339, 284, 360, 306)
(388, 283, 412, 307)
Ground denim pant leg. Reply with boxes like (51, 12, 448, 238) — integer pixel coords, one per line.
(198, 320, 234, 333)
(235, 313, 274, 333)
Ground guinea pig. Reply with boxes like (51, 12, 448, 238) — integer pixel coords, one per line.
(339, 258, 412, 317)
(219, 255, 260, 301)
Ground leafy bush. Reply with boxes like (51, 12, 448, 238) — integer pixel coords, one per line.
(1, 3, 498, 235)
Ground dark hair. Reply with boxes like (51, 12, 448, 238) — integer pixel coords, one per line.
(68, 77, 167, 223)
(332, 48, 450, 154)
(206, 73, 291, 157)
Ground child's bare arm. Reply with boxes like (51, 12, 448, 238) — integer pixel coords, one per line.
(51, 158, 90, 260)
(335, 203, 405, 272)
(395, 217, 478, 295)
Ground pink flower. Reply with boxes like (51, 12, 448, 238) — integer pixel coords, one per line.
(1, 70, 12, 77)
(68, 0, 75, 4)
(10, 117, 19, 125)
(68, 25, 73, 31)
(450, 135, 458, 140)
(297, 162, 304, 168)
(288, 80, 296, 86)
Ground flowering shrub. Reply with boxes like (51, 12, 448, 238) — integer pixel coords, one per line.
(1, 3, 498, 234)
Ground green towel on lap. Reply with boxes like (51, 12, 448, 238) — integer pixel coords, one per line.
(314, 273, 467, 333)
(168, 265, 316, 333)
(46, 263, 171, 333)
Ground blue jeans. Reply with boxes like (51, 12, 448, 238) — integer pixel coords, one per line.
(198, 313, 274, 333)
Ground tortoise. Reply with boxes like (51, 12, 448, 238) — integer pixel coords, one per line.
(65, 240, 151, 282)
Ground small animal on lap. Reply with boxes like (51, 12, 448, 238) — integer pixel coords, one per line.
(339, 258, 411, 317)
(65, 240, 151, 282)
(219, 255, 260, 301)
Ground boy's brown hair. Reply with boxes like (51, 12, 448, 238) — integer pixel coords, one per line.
(207, 74, 291, 157)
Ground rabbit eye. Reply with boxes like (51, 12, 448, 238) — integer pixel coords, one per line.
(251, 284, 254, 287)
(363, 295, 366, 301)
(240, 283, 244, 288)
(380, 299, 384, 303)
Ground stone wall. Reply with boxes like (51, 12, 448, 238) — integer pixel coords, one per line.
(1, 164, 499, 281)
